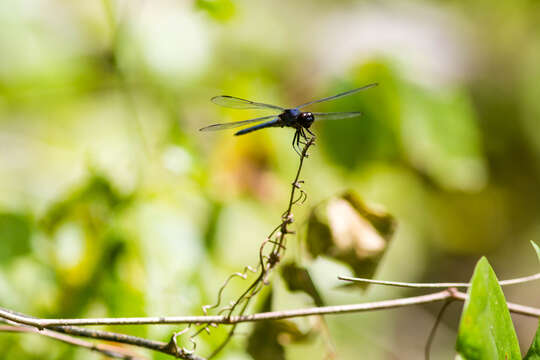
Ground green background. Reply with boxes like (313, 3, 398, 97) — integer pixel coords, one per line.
(0, 0, 539, 358)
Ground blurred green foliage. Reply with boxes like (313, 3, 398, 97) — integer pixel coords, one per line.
(0, 213, 32, 265)
(1, 0, 540, 359)
(196, 0, 236, 22)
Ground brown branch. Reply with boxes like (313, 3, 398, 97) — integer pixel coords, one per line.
(0, 290, 454, 328)
(450, 290, 540, 317)
(0, 308, 204, 360)
(0, 325, 147, 359)
(2, 288, 538, 330)
(49, 326, 206, 360)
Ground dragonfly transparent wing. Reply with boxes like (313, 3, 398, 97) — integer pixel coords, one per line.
(211, 95, 284, 111)
(296, 83, 378, 109)
(200, 115, 279, 132)
(313, 112, 363, 120)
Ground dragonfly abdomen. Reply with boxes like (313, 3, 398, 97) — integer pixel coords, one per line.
(235, 118, 281, 136)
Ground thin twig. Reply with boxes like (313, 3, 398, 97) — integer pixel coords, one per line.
(203, 135, 316, 358)
(2, 287, 538, 331)
(424, 299, 455, 360)
(51, 325, 206, 360)
(450, 290, 540, 317)
(0, 307, 204, 360)
(338, 272, 540, 288)
(0, 290, 453, 327)
(0, 325, 146, 359)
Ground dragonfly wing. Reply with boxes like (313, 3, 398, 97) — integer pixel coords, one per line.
(199, 115, 279, 132)
(313, 112, 363, 120)
(211, 95, 284, 111)
(296, 83, 378, 109)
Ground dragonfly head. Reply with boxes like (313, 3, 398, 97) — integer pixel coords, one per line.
(299, 112, 314, 128)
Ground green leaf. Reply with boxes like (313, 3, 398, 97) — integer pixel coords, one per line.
(531, 241, 540, 263)
(400, 83, 486, 191)
(524, 320, 540, 359)
(306, 191, 395, 285)
(0, 212, 33, 265)
(319, 63, 401, 170)
(456, 257, 521, 360)
(195, 0, 235, 21)
(202, 201, 223, 255)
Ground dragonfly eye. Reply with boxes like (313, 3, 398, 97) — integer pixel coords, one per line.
(300, 112, 314, 128)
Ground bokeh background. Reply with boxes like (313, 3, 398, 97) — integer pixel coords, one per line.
(1, 0, 540, 359)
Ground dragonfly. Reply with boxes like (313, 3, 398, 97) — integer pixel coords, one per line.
(200, 83, 378, 153)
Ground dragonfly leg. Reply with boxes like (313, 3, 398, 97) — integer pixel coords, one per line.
(306, 127, 315, 137)
(298, 128, 308, 145)
(291, 130, 301, 156)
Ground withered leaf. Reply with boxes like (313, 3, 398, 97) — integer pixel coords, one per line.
(306, 191, 396, 286)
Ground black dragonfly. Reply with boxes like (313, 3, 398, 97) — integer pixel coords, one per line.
(200, 83, 378, 152)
